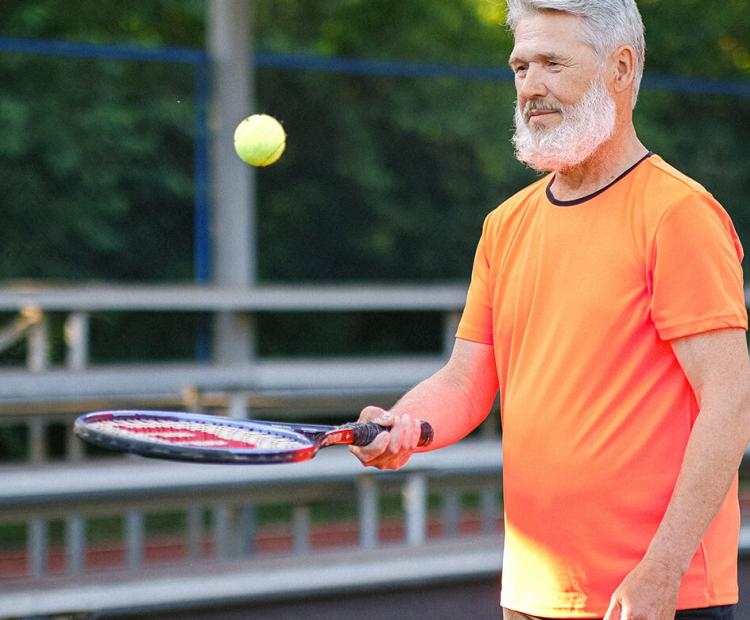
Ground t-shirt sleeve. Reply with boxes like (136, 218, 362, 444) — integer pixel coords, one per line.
(456, 214, 495, 345)
(650, 193, 747, 340)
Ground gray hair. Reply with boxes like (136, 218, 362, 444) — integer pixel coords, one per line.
(506, 0, 645, 107)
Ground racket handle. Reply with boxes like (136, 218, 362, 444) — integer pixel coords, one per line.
(351, 420, 434, 447)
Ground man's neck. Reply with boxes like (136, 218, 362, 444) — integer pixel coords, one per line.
(549, 127, 648, 202)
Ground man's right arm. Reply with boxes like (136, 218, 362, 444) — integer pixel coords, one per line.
(349, 338, 498, 470)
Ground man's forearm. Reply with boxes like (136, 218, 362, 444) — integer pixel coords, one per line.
(383, 339, 499, 450)
(644, 398, 750, 574)
(349, 339, 497, 470)
(389, 362, 498, 450)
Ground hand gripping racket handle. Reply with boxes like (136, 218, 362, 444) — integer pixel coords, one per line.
(350, 420, 434, 447)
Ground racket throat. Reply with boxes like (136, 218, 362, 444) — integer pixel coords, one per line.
(320, 427, 357, 447)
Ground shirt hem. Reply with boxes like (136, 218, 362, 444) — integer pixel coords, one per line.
(656, 313, 747, 341)
(680, 591, 739, 607)
(455, 327, 493, 345)
(500, 591, 739, 618)
(501, 595, 609, 619)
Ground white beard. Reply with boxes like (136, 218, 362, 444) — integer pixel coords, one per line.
(512, 72, 617, 172)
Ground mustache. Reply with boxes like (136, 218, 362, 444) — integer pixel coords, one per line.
(522, 100, 563, 122)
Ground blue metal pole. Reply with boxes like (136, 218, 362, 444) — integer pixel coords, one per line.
(193, 58, 212, 362)
(193, 59, 212, 284)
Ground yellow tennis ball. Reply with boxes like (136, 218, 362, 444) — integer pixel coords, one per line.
(233, 114, 286, 167)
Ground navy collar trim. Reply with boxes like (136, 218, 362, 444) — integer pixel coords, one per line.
(546, 152, 653, 206)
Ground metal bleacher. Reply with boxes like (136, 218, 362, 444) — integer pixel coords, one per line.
(0, 442, 504, 618)
(0, 281, 509, 618)
(0, 282, 469, 463)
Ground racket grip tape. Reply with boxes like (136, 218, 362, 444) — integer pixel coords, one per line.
(351, 420, 434, 447)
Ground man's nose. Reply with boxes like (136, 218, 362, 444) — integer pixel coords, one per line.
(517, 65, 548, 101)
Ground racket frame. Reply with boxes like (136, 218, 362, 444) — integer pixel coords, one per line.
(75, 410, 320, 464)
(75, 410, 433, 465)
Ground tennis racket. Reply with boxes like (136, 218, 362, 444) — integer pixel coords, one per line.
(74, 410, 434, 464)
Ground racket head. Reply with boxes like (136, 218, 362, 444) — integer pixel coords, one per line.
(74, 410, 319, 464)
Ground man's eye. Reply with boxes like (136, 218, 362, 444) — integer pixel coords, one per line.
(514, 66, 527, 75)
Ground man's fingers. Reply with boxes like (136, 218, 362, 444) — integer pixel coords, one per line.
(388, 413, 409, 453)
(359, 405, 392, 426)
(349, 406, 397, 466)
(603, 599, 621, 620)
(399, 414, 415, 452)
(349, 430, 390, 463)
(399, 414, 419, 451)
(350, 407, 425, 470)
(411, 416, 422, 449)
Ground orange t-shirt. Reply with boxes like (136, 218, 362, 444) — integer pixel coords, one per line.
(456, 153, 747, 618)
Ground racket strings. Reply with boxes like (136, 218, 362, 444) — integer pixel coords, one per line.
(88, 418, 308, 451)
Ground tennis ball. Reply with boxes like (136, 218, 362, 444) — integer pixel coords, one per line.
(233, 114, 286, 167)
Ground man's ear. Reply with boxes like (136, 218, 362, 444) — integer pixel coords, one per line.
(611, 45, 637, 96)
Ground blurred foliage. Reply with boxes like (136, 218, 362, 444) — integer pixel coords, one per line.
(0, 52, 195, 280)
(0, 0, 748, 359)
(256, 71, 525, 281)
(0, 0, 748, 284)
(0, 0, 204, 46)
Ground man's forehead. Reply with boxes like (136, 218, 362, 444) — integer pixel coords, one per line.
(510, 11, 588, 59)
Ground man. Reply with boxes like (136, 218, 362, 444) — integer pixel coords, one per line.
(350, 1, 750, 619)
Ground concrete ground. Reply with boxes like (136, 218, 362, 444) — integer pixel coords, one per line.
(121, 561, 750, 620)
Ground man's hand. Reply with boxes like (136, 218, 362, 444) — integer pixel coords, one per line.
(603, 557, 682, 620)
(348, 406, 423, 470)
